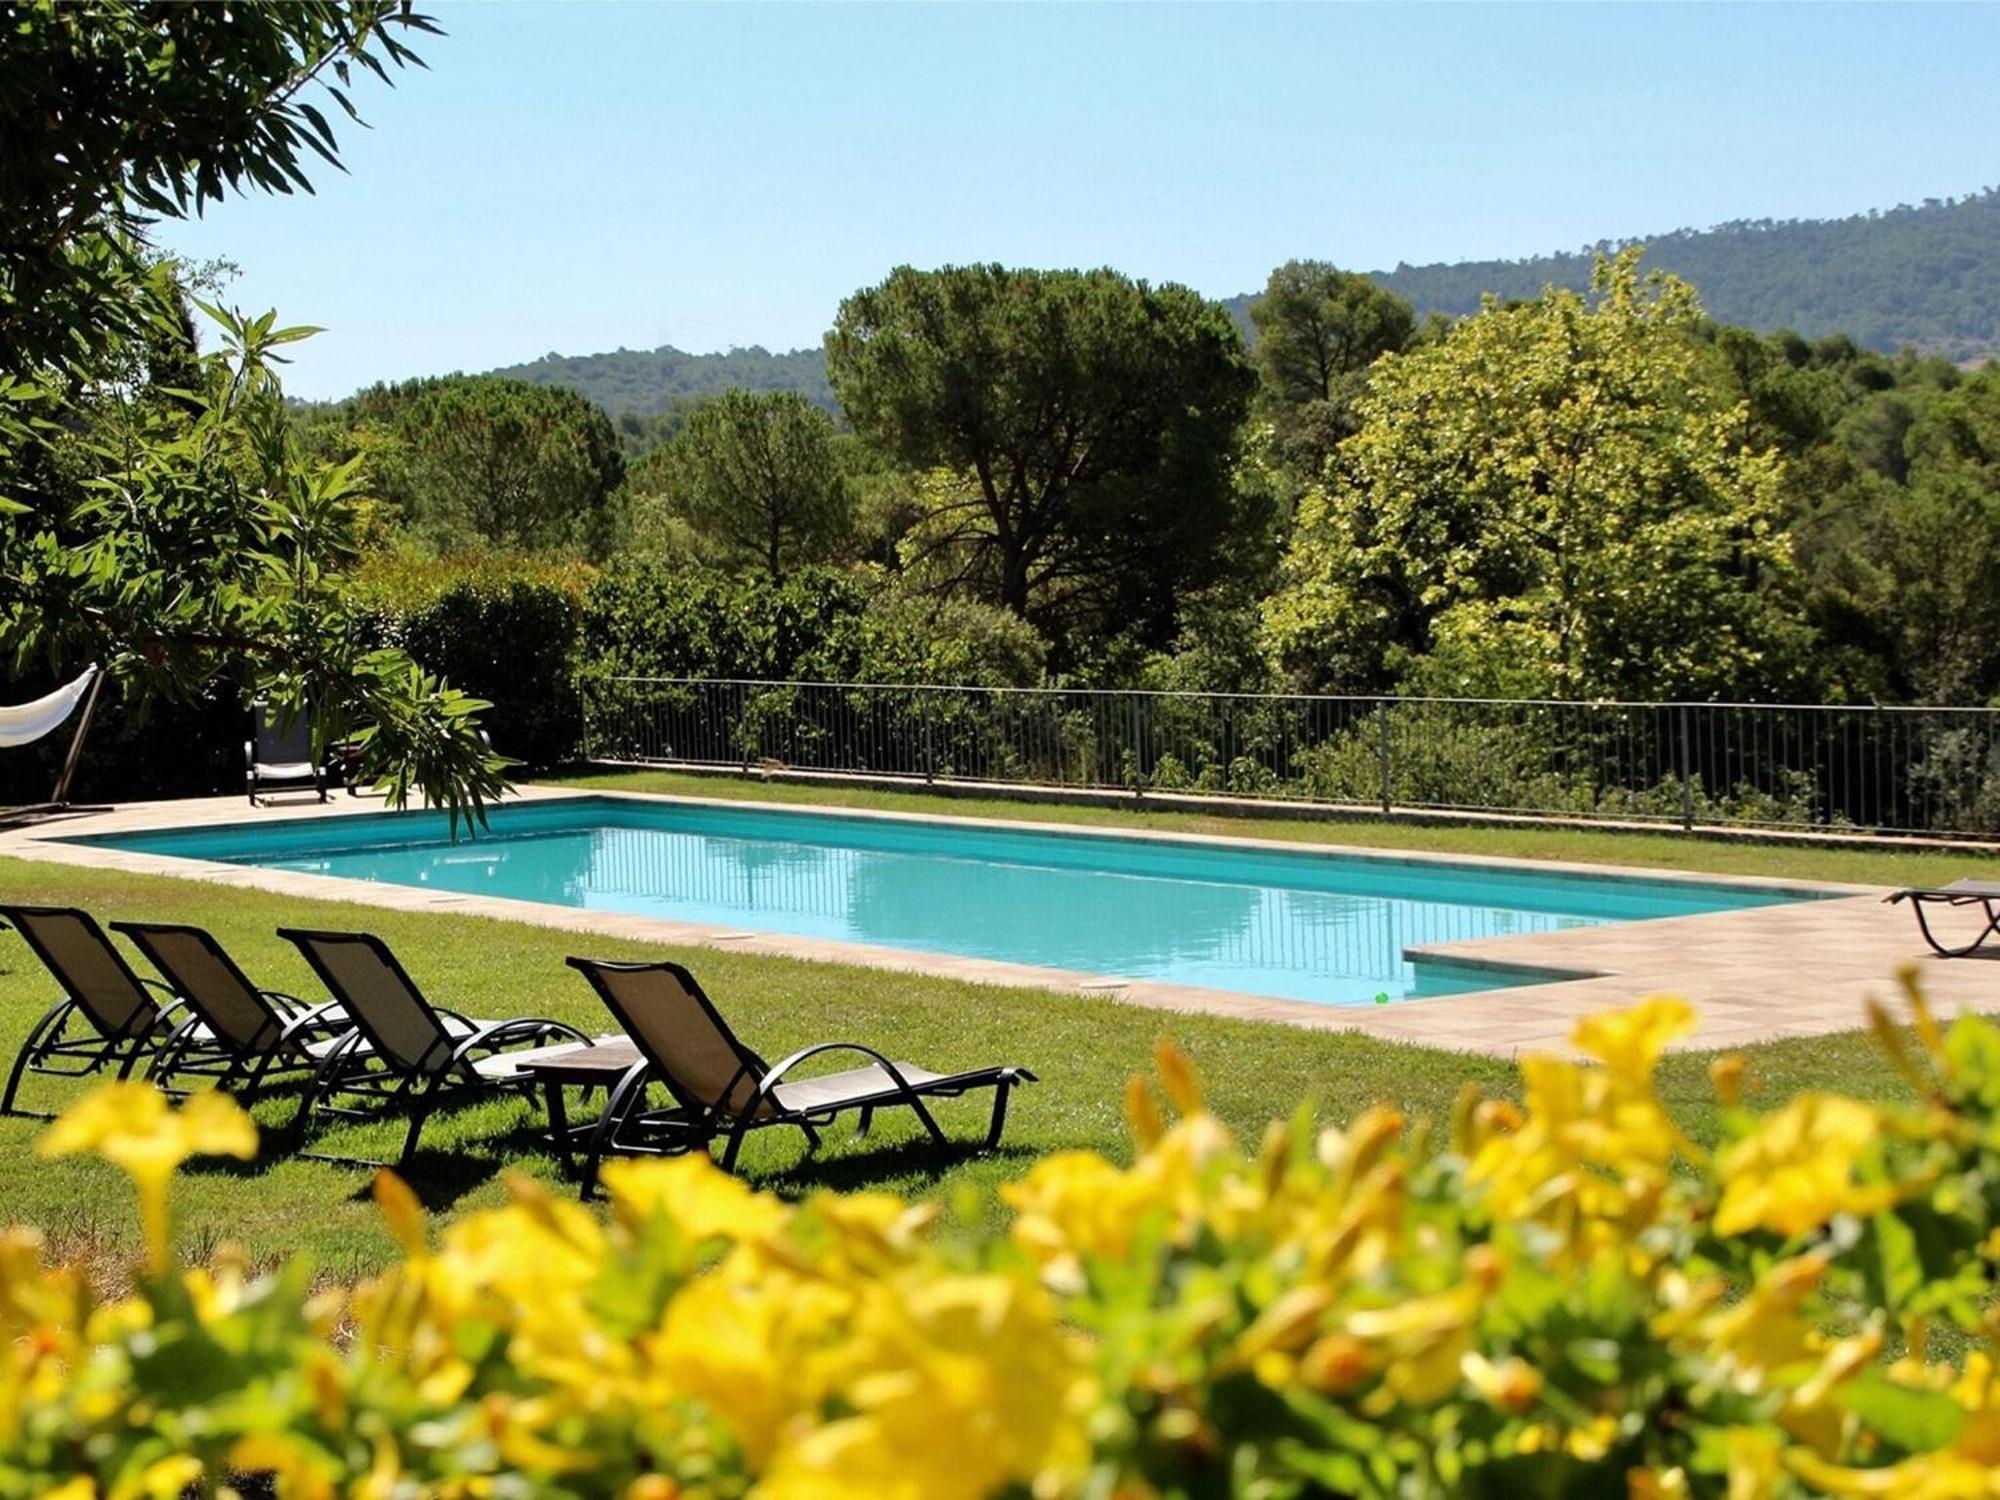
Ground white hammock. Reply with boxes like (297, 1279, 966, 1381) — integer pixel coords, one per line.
(0, 666, 99, 749)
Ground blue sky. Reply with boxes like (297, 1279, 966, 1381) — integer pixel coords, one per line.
(159, 1, 2000, 400)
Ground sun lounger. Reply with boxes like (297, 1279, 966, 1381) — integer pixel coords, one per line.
(1887, 880, 2000, 957)
(111, 921, 354, 1101)
(563, 956, 1036, 1191)
(246, 697, 328, 806)
(0, 905, 189, 1116)
(278, 928, 593, 1166)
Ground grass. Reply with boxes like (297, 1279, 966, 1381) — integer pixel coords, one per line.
(545, 766, 2000, 889)
(0, 840, 1929, 1282)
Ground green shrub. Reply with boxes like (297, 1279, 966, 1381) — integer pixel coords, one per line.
(358, 553, 593, 771)
(581, 561, 871, 683)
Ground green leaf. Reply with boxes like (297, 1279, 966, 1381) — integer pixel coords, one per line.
(1836, 1371, 1966, 1454)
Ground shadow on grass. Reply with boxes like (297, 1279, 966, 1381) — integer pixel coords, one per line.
(746, 1133, 1040, 1197)
(173, 1085, 562, 1214)
(145, 1080, 1048, 1209)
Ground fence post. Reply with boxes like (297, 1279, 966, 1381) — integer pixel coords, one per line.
(736, 682, 752, 774)
(1378, 702, 1393, 814)
(921, 690, 935, 784)
(1677, 704, 1695, 832)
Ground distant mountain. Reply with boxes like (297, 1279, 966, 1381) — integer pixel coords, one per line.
(486, 189, 2000, 417)
(488, 343, 836, 418)
(1225, 187, 2000, 363)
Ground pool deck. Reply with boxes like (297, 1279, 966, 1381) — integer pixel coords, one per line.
(1, 786, 1987, 1060)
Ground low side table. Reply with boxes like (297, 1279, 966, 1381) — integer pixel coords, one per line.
(508, 1036, 643, 1172)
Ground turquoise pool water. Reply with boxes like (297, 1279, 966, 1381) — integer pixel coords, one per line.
(73, 797, 1814, 1007)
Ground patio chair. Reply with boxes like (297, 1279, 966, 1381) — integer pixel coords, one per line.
(246, 697, 327, 806)
(1887, 880, 2000, 957)
(563, 956, 1037, 1191)
(110, 921, 355, 1101)
(0, 905, 189, 1116)
(277, 927, 593, 1166)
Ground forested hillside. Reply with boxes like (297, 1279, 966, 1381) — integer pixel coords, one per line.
(487, 342, 835, 417)
(1224, 187, 2000, 362)
(486, 190, 1998, 421)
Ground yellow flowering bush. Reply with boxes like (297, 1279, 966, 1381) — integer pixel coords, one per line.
(7, 977, 2000, 1498)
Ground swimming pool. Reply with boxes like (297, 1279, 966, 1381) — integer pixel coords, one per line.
(72, 797, 1817, 1007)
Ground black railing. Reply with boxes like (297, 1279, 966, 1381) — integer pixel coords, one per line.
(580, 677, 2000, 839)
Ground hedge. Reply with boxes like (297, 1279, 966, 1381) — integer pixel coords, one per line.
(6, 981, 2000, 1496)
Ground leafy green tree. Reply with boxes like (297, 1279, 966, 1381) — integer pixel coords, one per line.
(318, 375, 625, 554)
(1249, 260, 1415, 471)
(826, 265, 1256, 651)
(0, 1, 435, 378)
(1804, 367, 2000, 703)
(634, 390, 852, 578)
(1265, 252, 1804, 701)
(1907, 364, 2000, 488)
(0, 1, 501, 820)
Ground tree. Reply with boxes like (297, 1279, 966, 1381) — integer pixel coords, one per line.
(826, 265, 1256, 652)
(1804, 367, 2000, 703)
(1, 1, 435, 379)
(327, 375, 626, 553)
(1248, 261, 1415, 471)
(634, 390, 851, 577)
(0, 2, 501, 821)
(1264, 253, 1804, 701)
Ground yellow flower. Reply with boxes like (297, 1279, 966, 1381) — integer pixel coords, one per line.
(1467, 998, 1699, 1251)
(1723, 1427, 1784, 1500)
(1004, 1150, 1162, 1275)
(1572, 996, 1695, 1082)
(1461, 1351, 1542, 1414)
(1152, 1038, 1204, 1115)
(759, 1273, 1087, 1500)
(38, 1084, 256, 1271)
(1699, 1253, 1827, 1391)
(603, 1153, 789, 1245)
(1123, 1074, 1165, 1148)
(647, 1255, 848, 1466)
(1710, 1054, 1747, 1108)
(372, 1169, 429, 1256)
(1340, 1281, 1485, 1405)
(133, 1455, 203, 1498)
(794, 1191, 936, 1277)
(1714, 1094, 1900, 1237)
(230, 1434, 335, 1500)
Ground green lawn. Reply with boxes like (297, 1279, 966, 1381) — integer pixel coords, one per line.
(547, 766, 2000, 888)
(0, 838, 1927, 1282)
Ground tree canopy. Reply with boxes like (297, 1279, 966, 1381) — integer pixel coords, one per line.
(826, 264, 1257, 653)
(1249, 260, 1415, 472)
(1266, 253, 1803, 701)
(306, 375, 626, 554)
(631, 389, 851, 578)
(0, 1, 502, 821)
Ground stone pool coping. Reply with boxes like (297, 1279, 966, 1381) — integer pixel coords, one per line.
(0, 785, 1980, 1059)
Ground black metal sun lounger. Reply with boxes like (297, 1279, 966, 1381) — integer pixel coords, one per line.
(563, 957, 1037, 1193)
(0, 905, 190, 1116)
(110, 921, 354, 1101)
(278, 928, 594, 1166)
(1887, 880, 2000, 957)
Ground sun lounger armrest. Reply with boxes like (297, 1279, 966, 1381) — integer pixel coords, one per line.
(261, 990, 334, 1019)
(273, 1000, 351, 1047)
(447, 1017, 591, 1067)
(738, 1041, 924, 1123)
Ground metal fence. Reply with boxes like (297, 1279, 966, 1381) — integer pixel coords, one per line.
(579, 677, 2000, 839)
